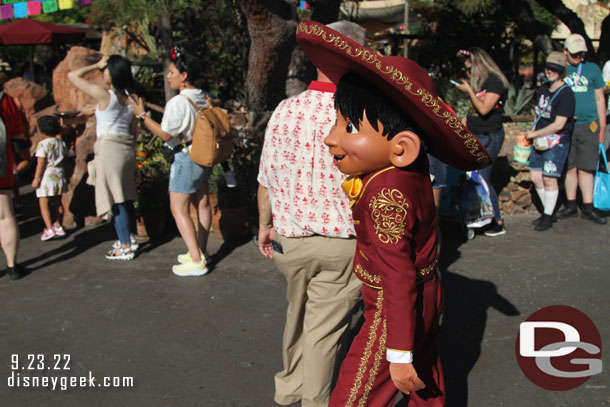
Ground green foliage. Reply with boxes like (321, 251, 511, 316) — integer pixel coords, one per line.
(172, 0, 249, 102)
(135, 130, 170, 213)
(503, 77, 536, 117)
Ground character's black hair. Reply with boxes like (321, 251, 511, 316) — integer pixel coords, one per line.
(37, 115, 60, 137)
(334, 72, 424, 143)
(107, 55, 136, 95)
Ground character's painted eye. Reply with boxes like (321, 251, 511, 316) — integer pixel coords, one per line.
(346, 122, 358, 134)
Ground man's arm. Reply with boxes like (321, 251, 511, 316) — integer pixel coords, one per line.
(257, 184, 276, 258)
(595, 88, 606, 143)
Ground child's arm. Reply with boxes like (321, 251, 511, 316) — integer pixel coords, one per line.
(31, 156, 46, 189)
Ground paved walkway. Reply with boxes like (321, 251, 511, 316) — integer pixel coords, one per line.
(1, 188, 608, 407)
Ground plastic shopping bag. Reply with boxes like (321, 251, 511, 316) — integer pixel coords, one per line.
(459, 170, 494, 228)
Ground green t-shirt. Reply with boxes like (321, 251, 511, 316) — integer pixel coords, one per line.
(565, 62, 604, 124)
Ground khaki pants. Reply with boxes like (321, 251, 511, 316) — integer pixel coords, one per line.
(273, 235, 361, 407)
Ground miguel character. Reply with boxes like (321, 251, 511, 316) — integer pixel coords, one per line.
(296, 21, 492, 407)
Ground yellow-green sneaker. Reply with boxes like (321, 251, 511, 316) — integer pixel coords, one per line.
(171, 260, 208, 277)
(177, 251, 206, 264)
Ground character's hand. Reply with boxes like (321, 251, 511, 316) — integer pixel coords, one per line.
(258, 225, 276, 259)
(389, 363, 425, 395)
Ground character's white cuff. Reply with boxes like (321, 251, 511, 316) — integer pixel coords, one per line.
(386, 349, 413, 364)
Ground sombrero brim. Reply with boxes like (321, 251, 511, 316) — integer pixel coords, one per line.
(296, 20, 491, 171)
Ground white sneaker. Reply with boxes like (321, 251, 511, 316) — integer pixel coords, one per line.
(172, 260, 208, 276)
(224, 171, 237, 188)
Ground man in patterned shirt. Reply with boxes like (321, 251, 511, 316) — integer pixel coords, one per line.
(296, 21, 491, 406)
(257, 21, 366, 407)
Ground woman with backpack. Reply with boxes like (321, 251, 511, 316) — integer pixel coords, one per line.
(130, 47, 212, 277)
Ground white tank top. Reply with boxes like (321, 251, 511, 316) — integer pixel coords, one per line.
(95, 90, 133, 136)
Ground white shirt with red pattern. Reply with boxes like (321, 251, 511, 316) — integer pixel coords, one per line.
(258, 81, 355, 238)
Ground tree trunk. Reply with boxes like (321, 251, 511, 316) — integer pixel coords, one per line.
(159, 11, 175, 102)
(239, 0, 296, 113)
(497, 0, 554, 54)
(535, 0, 595, 61)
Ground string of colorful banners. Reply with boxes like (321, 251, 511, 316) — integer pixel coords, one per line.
(0, 0, 91, 19)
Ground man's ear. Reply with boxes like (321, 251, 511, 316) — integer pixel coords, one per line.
(389, 130, 421, 168)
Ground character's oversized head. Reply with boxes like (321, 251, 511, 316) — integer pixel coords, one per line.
(296, 20, 491, 176)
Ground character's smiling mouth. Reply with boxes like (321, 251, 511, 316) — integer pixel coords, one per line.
(334, 155, 345, 162)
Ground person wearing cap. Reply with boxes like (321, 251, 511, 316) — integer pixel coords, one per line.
(526, 51, 575, 231)
(296, 21, 491, 407)
(558, 33, 607, 224)
(257, 21, 366, 407)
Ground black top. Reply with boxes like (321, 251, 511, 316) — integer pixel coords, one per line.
(534, 82, 575, 137)
(466, 75, 507, 133)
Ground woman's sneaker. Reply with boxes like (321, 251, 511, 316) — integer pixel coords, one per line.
(53, 223, 66, 237)
(177, 251, 206, 264)
(172, 260, 208, 277)
(105, 246, 135, 261)
(40, 228, 56, 241)
(484, 222, 506, 237)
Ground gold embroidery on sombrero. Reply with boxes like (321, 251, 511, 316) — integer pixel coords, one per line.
(297, 21, 492, 167)
(358, 318, 387, 407)
(346, 290, 384, 407)
(369, 188, 409, 244)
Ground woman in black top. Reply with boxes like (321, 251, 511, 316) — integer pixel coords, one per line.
(457, 48, 509, 236)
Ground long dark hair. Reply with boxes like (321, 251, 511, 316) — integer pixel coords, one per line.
(170, 46, 202, 87)
(106, 55, 136, 95)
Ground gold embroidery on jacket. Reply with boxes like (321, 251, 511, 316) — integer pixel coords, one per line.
(369, 188, 409, 244)
(355, 264, 381, 286)
(359, 318, 387, 407)
(346, 290, 384, 407)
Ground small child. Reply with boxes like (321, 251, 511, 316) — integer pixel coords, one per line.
(31, 115, 68, 241)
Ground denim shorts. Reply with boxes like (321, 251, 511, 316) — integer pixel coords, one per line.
(168, 150, 212, 194)
(529, 141, 570, 178)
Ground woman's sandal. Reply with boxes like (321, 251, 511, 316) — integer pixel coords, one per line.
(105, 246, 135, 261)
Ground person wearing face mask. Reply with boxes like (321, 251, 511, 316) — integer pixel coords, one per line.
(130, 47, 214, 276)
(557, 33, 607, 225)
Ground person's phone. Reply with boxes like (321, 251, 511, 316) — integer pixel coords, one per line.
(450, 79, 461, 86)
(272, 240, 283, 254)
(124, 90, 138, 104)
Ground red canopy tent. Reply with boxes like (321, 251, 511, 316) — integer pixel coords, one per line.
(0, 18, 86, 80)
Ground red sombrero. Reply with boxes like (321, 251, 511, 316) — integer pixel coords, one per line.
(296, 20, 491, 171)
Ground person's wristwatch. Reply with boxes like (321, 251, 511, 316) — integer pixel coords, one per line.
(138, 112, 147, 122)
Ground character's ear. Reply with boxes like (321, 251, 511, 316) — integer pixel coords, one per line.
(389, 130, 421, 168)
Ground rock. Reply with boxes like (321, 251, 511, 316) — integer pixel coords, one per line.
(499, 190, 512, 202)
(502, 200, 515, 214)
(4, 77, 51, 137)
(512, 205, 526, 215)
(52, 46, 104, 114)
(515, 192, 532, 208)
(511, 188, 529, 202)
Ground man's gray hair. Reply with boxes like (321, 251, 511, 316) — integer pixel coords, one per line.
(326, 21, 366, 46)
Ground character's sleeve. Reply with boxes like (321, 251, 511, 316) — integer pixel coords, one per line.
(364, 184, 418, 361)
